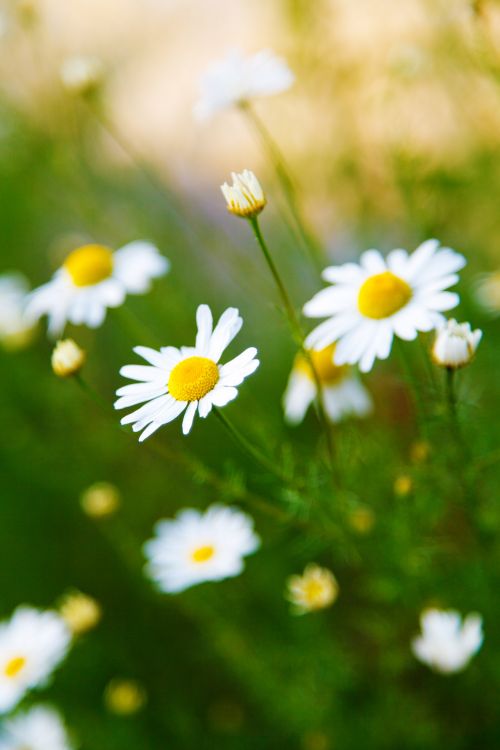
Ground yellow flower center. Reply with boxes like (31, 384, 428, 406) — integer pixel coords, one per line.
(168, 356, 219, 401)
(191, 545, 215, 563)
(64, 244, 114, 287)
(295, 344, 347, 384)
(357, 271, 412, 319)
(4, 656, 27, 679)
(304, 580, 326, 604)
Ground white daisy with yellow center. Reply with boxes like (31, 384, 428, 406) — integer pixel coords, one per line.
(0, 608, 72, 714)
(303, 240, 466, 372)
(286, 564, 339, 614)
(0, 705, 74, 750)
(194, 48, 294, 121)
(144, 505, 260, 593)
(26, 241, 169, 337)
(283, 343, 372, 425)
(115, 304, 259, 441)
(412, 609, 483, 674)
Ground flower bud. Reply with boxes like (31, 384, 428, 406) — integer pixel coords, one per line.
(104, 679, 146, 715)
(59, 591, 101, 635)
(286, 564, 338, 614)
(51, 339, 86, 377)
(80, 481, 120, 518)
(221, 170, 266, 219)
(60, 55, 103, 96)
(432, 319, 482, 369)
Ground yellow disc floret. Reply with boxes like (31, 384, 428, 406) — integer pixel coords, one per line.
(191, 545, 215, 563)
(295, 343, 347, 385)
(168, 356, 219, 402)
(357, 271, 412, 319)
(64, 244, 114, 287)
(4, 656, 26, 679)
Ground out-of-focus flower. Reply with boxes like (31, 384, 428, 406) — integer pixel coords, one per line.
(283, 343, 372, 425)
(412, 608, 483, 674)
(26, 241, 169, 338)
(51, 339, 86, 378)
(394, 474, 413, 497)
(0, 705, 74, 750)
(303, 240, 465, 372)
(475, 271, 500, 316)
(144, 505, 260, 593)
(15, 0, 38, 27)
(0, 273, 35, 350)
(60, 55, 104, 96)
(104, 678, 146, 715)
(80, 481, 121, 518)
(0, 608, 72, 713)
(410, 440, 430, 463)
(286, 564, 339, 614)
(221, 170, 266, 219)
(432, 319, 482, 369)
(194, 48, 294, 121)
(348, 506, 375, 535)
(59, 591, 101, 636)
(115, 304, 259, 440)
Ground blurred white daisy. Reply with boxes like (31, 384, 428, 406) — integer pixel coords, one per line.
(115, 304, 259, 441)
(0, 273, 35, 350)
(26, 241, 169, 338)
(144, 505, 260, 593)
(0, 705, 74, 750)
(412, 608, 483, 674)
(194, 49, 294, 121)
(283, 343, 372, 425)
(432, 319, 482, 369)
(303, 240, 465, 372)
(0, 607, 71, 714)
(475, 271, 500, 316)
(286, 564, 339, 614)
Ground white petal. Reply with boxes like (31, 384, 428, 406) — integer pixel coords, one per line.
(182, 401, 198, 435)
(195, 304, 213, 355)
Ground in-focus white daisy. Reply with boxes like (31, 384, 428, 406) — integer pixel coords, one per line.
(412, 608, 483, 674)
(144, 505, 260, 593)
(283, 343, 372, 425)
(432, 319, 482, 369)
(115, 304, 259, 441)
(0, 705, 74, 750)
(303, 239, 466, 372)
(194, 48, 294, 121)
(0, 273, 35, 350)
(26, 241, 169, 337)
(0, 607, 72, 714)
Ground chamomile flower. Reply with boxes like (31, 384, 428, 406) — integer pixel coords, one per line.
(221, 170, 266, 219)
(0, 273, 35, 350)
(115, 304, 259, 441)
(194, 48, 294, 121)
(303, 240, 466, 372)
(26, 241, 169, 338)
(432, 319, 482, 369)
(412, 608, 483, 674)
(0, 608, 72, 713)
(286, 564, 339, 614)
(283, 343, 372, 425)
(0, 705, 74, 750)
(144, 505, 260, 593)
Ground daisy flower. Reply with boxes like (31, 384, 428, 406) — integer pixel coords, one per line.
(283, 343, 372, 425)
(221, 170, 266, 219)
(144, 505, 260, 593)
(303, 239, 466, 372)
(194, 48, 294, 121)
(0, 273, 35, 350)
(412, 608, 483, 674)
(432, 319, 482, 369)
(26, 241, 169, 337)
(0, 607, 72, 714)
(115, 304, 259, 441)
(286, 564, 339, 614)
(0, 705, 74, 750)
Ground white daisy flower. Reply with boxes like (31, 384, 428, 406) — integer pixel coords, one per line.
(144, 504, 260, 593)
(0, 608, 72, 714)
(303, 239, 466, 373)
(283, 343, 372, 425)
(115, 304, 259, 441)
(432, 319, 482, 369)
(0, 273, 35, 350)
(194, 48, 294, 121)
(412, 608, 483, 674)
(26, 241, 169, 338)
(286, 564, 339, 614)
(0, 705, 74, 750)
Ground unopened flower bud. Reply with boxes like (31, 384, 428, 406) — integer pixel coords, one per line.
(432, 319, 482, 369)
(51, 339, 85, 377)
(221, 170, 266, 219)
(59, 591, 101, 635)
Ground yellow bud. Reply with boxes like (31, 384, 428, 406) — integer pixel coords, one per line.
(51, 339, 85, 377)
(80, 482, 120, 518)
(394, 475, 413, 497)
(104, 679, 146, 715)
(59, 591, 101, 635)
(348, 506, 375, 535)
(410, 440, 430, 464)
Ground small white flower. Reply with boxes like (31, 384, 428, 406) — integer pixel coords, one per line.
(0, 705, 74, 750)
(283, 343, 372, 425)
(0, 273, 35, 350)
(432, 319, 482, 369)
(60, 55, 103, 96)
(144, 505, 260, 593)
(51, 339, 86, 378)
(115, 304, 259, 441)
(286, 564, 339, 614)
(26, 241, 169, 338)
(412, 608, 483, 674)
(0, 608, 72, 714)
(221, 170, 266, 219)
(303, 239, 466, 373)
(194, 48, 294, 121)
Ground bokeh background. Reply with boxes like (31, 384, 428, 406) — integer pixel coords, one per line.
(1, 0, 499, 748)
